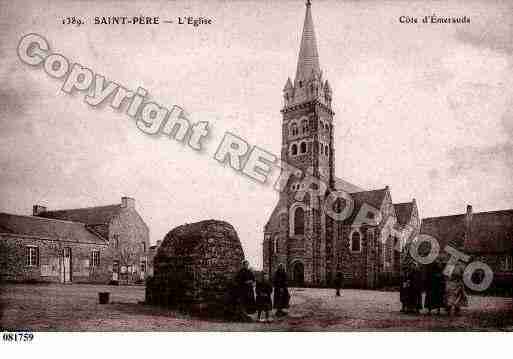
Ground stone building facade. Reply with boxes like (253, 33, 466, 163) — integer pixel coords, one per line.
(263, 2, 421, 288)
(0, 196, 150, 284)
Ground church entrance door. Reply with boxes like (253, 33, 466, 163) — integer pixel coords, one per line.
(292, 261, 304, 286)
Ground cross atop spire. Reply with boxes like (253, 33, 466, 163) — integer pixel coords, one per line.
(295, 0, 320, 84)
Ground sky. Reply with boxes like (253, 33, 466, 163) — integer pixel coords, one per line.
(1, 0, 512, 269)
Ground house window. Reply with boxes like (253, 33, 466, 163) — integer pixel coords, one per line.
(26, 246, 39, 267)
(91, 250, 100, 267)
(140, 260, 147, 273)
(291, 143, 298, 156)
(142, 242, 146, 253)
(300, 141, 307, 154)
(113, 260, 120, 273)
(350, 231, 361, 252)
(293, 207, 305, 235)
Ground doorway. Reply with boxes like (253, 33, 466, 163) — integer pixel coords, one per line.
(60, 247, 72, 283)
(292, 261, 305, 286)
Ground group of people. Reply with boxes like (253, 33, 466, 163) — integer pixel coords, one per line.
(234, 261, 290, 322)
(400, 262, 468, 316)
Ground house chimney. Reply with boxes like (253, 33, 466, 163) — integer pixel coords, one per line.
(121, 196, 135, 209)
(464, 204, 473, 247)
(33, 204, 47, 216)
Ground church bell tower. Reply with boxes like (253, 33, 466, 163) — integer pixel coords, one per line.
(279, 0, 335, 285)
(281, 0, 335, 187)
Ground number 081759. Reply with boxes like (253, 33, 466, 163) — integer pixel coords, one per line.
(2, 332, 34, 342)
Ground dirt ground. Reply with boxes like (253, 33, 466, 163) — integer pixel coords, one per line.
(1, 283, 512, 331)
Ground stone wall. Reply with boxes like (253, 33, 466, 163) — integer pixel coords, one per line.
(146, 220, 244, 313)
(0, 233, 109, 283)
(107, 208, 150, 284)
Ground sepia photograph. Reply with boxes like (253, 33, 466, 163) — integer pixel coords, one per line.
(0, 0, 512, 349)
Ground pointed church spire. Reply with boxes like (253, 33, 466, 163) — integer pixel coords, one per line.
(295, 0, 320, 84)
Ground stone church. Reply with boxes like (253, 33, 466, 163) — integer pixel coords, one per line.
(263, 1, 420, 288)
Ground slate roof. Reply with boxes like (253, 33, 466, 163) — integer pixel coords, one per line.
(342, 188, 388, 225)
(421, 209, 513, 254)
(295, 0, 320, 82)
(468, 210, 513, 253)
(0, 212, 107, 245)
(334, 177, 365, 193)
(37, 205, 121, 225)
(394, 202, 414, 226)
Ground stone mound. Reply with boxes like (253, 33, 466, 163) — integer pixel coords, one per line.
(145, 219, 245, 315)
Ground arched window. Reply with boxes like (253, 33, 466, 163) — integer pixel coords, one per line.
(367, 229, 374, 248)
(290, 123, 298, 137)
(351, 231, 361, 252)
(301, 119, 308, 134)
(325, 144, 329, 156)
(300, 141, 307, 154)
(291, 143, 298, 156)
(273, 235, 279, 254)
(293, 207, 305, 235)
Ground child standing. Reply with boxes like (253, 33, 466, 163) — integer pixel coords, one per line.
(256, 273, 273, 322)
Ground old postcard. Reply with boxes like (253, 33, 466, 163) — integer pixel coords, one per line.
(1, 0, 512, 345)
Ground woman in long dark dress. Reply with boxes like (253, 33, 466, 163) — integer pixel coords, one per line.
(273, 263, 290, 317)
(400, 271, 411, 313)
(410, 267, 423, 314)
(255, 273, 273, 322)
(425, 262, 446, 315)
(401, 268, 422, 314)
(235, 260, 256, 315)
(334, 272, 343, 297)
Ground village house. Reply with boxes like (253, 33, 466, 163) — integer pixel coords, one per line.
(421, 205, 513, 291)
(0, 196, 150, 284)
